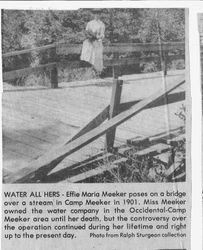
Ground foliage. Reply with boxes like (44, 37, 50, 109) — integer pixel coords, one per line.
(138, 9, 185, 43)
(2, 8, 185, 85)
(2, 8, 185, 52)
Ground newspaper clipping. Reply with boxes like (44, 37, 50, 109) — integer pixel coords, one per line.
(1, 7, 190, 250)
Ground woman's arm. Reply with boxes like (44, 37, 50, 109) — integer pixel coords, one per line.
(97, 23, 105, 40)
(85, 22, 97, 41)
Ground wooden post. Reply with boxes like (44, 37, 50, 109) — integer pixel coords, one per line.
(50, 66, 58, 88)
(156, 19, 167, 77)
(163, 51, 168, 76)
(105, 64, 123, 152)
(50, 47, 58, 88)
(159, 48, 167, 76)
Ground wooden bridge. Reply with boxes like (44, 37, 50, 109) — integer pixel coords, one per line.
(2, 42, 186, 183)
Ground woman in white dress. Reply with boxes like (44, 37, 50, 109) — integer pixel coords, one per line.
(80, 10, 105, 75)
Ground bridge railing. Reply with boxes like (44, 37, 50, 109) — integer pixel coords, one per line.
(2, 42, 185, 88)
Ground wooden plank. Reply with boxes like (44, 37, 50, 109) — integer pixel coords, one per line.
(66, 157, 127, 183)
(3, 42, 184, 58)
(136, 143, 170, 156)
(9, 78, 184, 183)
(3, 45, 184, 82)
(3, 148, 30, 162)
(3, 63, 57, 81)
(59, 55, 184, 69)
(2, 109, 69, 139)
(105, 55, 184, 67)
(44, 152, 115, 182)
(3, 43, 56, 58)
(119, 91, 185, 112)
(3, 119, 58, 144)
(67, 106, 109, 144)
(171, 172, 185, 181)
(165, 163, 183, 178)
(107, 42, 184, 52)
(50, 62, 58, 88)
(3, 90, 92, 130)
(118, 146, 133, 155)
(106, 79, 123, 151)
(57, 42, 184, 55)
(3, 96, 89, 131)
(167, 134, 185, 144)
(3, 131, 51, 152)
(3, 103, 58, 134)
(153, 152, 171, 164)
(148, 127, 184, 143)
(127, 136, 149, 146)
(67, 91, 185, 143)
(3, 137, 43, 159)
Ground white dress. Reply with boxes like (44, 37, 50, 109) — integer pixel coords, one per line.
(80, 19, 105, 72)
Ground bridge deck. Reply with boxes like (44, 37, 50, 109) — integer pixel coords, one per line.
(3, 70, 185, 181)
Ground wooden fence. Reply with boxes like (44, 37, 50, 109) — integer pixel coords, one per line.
(3, 42, 185, 88)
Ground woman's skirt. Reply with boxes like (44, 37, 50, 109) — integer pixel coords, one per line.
(80, 39, 103, 72)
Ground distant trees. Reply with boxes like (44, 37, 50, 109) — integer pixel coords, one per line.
(138, 9, 185, 43)
(2, 8, 185, 53)
(2, 8, 185, 84)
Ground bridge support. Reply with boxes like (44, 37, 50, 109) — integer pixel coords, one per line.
(162, 51, 168, 76)
(105, 66, 123, 152)
(50, 47, 58, 88)
(50, 66, 58, 88)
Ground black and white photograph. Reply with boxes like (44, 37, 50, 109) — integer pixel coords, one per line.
(2, 8, 187, 184)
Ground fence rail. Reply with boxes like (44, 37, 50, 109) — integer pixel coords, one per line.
(3, 42, 184, 58)
(3, 42, 185, 88)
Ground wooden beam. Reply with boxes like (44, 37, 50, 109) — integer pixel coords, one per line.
(109, 42, 184, 50)
(3, 43, 56, 58)
(56, 42, 184, 55)
(104, 43, 184, 53)
(9, 78, 184, 183)
(67, 106, 109, 144)
(162, 51, 168, 76)
(135, 143, 170, 156)
(66, 157, 127, 183)
(50, 67, 58, 88)
(3, 55, 184, 82)
(119, 91, 185, 112)
(105, 79, 123, 151)
(3, 63, 57, 81)
(3, 42, 184, 58)
(59, 54, 184, 69)
(41, 152, 115, 183)
(67, 90, 184, 144)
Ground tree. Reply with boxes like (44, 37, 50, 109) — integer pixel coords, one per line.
(137, 9, 185, 43)
(2, 8, 185, 82)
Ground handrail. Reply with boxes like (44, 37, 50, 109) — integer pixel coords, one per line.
(3, 42, 184, 58)
(3, 42, 185, 88)
(2, 43, 56, 58)
(3, 62, 56, 82)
